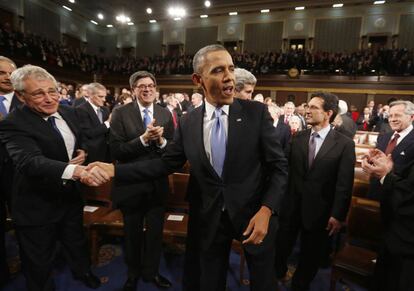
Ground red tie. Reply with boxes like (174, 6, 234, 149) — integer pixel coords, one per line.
(172, 111, 178, 128)
(385, 133, 400, 155)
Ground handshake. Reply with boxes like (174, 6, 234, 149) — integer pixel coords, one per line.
(72, 162, 115, 186)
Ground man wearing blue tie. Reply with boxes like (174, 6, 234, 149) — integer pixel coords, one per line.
(109, 71, 174, 291)
(86, 45, 288, 291)
(0, 56, 22, 287)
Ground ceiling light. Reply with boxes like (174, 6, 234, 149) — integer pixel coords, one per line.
(173, 17, 182, 21)
(97, 13, 104, 20)
(374, 0, 385, 4)
(204, 1, 211, 7)
(200, 14, 208, 18)
(127, 22, 134, 25)
(68, 0, 75, 3)
(333, 3, 343, 7)
(168, 7, 186, 18)
(62, 5, 72, 11)
(146, 7, 152, 14)
(149, 19, 157, 23)
(229, 11, 238, 15)
(90, 20, 98, 25)
(106, 24, 113, 27)
(116, 14, 131, 23)
(261, 9, 270, 13)
(295, 6, 305, 10)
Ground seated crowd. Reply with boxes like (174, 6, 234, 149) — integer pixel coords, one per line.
(0, 43, 413, 291)
(2, 24, 414, 76)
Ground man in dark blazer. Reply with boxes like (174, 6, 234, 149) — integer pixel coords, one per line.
(369, 100, 414, 200)
(109, 71, 174, 291)
(76, 82, 111, 163)
(0, 65, 100, 291)
(362, 150, 414, 291)
(275, 92, 355, 291)
(72, 84, 89, 107)
(86, 44, 288, 291)
(0, 56, 22, 288)
(356, 106, 375, 131)
(268, 103, 291, 154)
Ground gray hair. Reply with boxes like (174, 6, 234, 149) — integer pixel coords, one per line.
(192, 44, 227, 74)
(284, 101, 295, 107)
(389, 100, 414, 115)
(0, 56, 16, 68)
(87, 82, 106, 95)
(191, 93, 203, 100)
(129, 71, 156, 89)
(10, 65, 57, 92)
(235, 68, 257, 92)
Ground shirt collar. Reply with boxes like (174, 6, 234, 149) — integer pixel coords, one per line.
(137, 101, 154, 114)
(204, 99, 229, 120)
(87, 99, 100, 111)
(43, 111, 62, 121)
(2, 91, 14, 102)
(395, 124, 413, 140)
(311, 124, 331, 140)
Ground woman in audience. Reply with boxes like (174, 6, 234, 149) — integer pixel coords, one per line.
(113, 93, 133, 110)
(59, 87, 72, 106)
(288, 115, 303, 135)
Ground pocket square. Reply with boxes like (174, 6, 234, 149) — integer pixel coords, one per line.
(400, 151, 405, 156)
(236, 118, 242, 122)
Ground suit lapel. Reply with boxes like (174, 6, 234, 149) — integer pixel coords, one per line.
(393, 129, 414, 156)
(311, 129, 337, 168)
(10, 94, 22, 112)
(85, 102, 101, 125)
(132, 101, 145, 132)
(298, 129, 311, 170)
(222, 100, 242, 179)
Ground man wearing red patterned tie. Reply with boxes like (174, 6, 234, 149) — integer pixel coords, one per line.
(368, 100, 414, 200)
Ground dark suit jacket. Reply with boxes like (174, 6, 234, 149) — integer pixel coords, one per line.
(73, 96, 87, 107)
(377, 130, 414, 176)
(381, 160, 414, 256)
(274, 122, 291, 155)
(285, 128, 355, 230)
(115, 99, 288, 250)
(336, 113, 357, 139)
(76, 102, 110, 163)
(0, 105, 86, 226)
(0, 94, 23, 204)
(109, 102, 174, 208)
(356, 114, 375, 131)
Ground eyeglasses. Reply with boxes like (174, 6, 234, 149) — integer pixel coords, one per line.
(24, 89, 59, 100)
(135, 84, 156, 90)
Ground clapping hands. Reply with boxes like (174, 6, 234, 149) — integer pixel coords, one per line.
(361, 149, 393, 178)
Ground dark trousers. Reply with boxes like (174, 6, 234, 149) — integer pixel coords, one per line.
(198, 211, 278, 291)
(274, 219, 299, 278)
(291, 228, 330, 291)
(0, 201, 9, 287)
(372, 245, 414, 291)
(120, 204, 165, 280)
(16, 204, 90, 291)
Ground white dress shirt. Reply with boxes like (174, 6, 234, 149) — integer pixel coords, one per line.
(1, 91, 15, 113)
(43, 112, 77, 180)
(203, 100, 229, 165)
(310, 124, 331, 158)
(394, 124, 413, 146)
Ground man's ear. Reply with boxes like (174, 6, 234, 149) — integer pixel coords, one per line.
(192, 73, 202, 88)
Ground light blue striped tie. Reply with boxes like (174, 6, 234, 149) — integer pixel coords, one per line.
(210, 108, 226, 177)
(0, 96, 8, 118)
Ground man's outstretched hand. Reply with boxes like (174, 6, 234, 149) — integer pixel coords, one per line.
(80, 162, 115, 186)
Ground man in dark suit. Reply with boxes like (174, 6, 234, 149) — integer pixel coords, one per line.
(362, 149, 414, 291)
(369, 100, 414, 200)
(0, 65, 100, 291)
(333, 99, 357, 139)
(275, 92, 355, 291)
(76, 82, 111, 163)
(109, 71, 174, 291)
(268, 103, 291, 154)
(0, 55, 22, 288)
(86, 44, 288, 291)
(356, 106, 375, 131)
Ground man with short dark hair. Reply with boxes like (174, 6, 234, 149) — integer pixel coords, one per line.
(0, 65, 100, 291)
(275, 91, 355, 291)
(109, 70, 174, 291)
(85, 44, 288, 291)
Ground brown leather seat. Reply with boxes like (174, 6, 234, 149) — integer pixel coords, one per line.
(330, 197, 381, 290)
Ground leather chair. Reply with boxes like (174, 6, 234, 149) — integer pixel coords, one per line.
(330, 198, 381, 291)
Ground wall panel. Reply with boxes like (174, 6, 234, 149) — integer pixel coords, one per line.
(244, 22, 283, 53)
(185, 26, 218, 54)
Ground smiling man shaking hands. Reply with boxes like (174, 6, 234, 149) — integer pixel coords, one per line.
(85, 44, 288, 291)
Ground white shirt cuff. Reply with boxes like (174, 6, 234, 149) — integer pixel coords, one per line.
(157, 138, 167, 149)
(140, 135, 150, 147)
(104, 121, 110, 128)
(62, 164, 77, 180)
